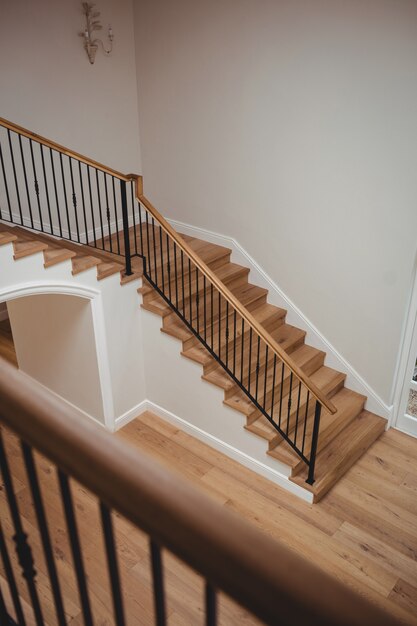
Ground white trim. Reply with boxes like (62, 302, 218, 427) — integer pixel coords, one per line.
(0, 281, 100, 303)
(168, 217, 391, 420)
(143, 400, 314, 503)
(114, 399, 149, 430)
(90, 296, 116, 431)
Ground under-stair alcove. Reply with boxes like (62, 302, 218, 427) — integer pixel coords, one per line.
(2, 293, 106, 425)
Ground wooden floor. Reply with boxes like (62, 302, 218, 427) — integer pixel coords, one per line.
(0, 320, 417, 625)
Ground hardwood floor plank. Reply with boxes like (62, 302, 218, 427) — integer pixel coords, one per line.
(389, 579, 417, 617)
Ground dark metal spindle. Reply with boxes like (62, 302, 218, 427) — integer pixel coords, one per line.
(286, 373, 293, 436)
(78, 161, 89, 245)
(152, 217, 158, 286)
(159, 226, 165, 295)
(18, 135, 34, 228)
(104, 174, 112, 252)
(130, 182, 138, 256)
(0, 141, 12, 220)
(166, 234, 172, 302)
(210, 284, 214, 348)
(233, 310, 237, 376)
(181, 250, 185, 316)
(21, 442, 67, 626)
(99, 503, 126, 626)
(188, 259, 192, 322)
(145, 211, 152, 280)
(302, 391, 310, 455)
(50, 149, 63, 238)
(57, 471, 94, 626)
(29, 139, 44, 232)
(196, 267, 200, 335)
(218, 291, 221, 360)
(150, 541, 167, 626)
(294, 381, 302, 447)
(112, 177, 121, 254)
(0, 519, 26, 626)
(262, 345, 269, 410)
(40, 145, 53, 235)
(203, 276, 207, 343)
(279, 363, 285, 428)
(205, 583, 217, 626)
(255, 336, 261, 402)
(270, 355, 277, 420)
(120, 180, 132, 276)
(0, 432, 44, 626)
(59, 153, 71, 238)
(86, 165, 97, 247)
(247, 328, 253, 393)
(174, 242, 179, 308)
(225, 301, 229, 369)
(307, 401, 322, 485)
(7, 130, 23, 225)
(95, 169, 105, 248)
(69, 158, 80, 242)
(240, 319, 245, 384)
(0, 578, 11, 626)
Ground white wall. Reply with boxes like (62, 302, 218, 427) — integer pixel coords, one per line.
(133, 0, 417, 405)
(7, 293, 106, 422)
(0, 0, 141, 173)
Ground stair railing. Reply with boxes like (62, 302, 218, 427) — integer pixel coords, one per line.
(0, 117, 337, 484)
(0, 357, 401, 626)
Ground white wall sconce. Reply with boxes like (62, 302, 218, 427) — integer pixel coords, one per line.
(79, 2, 113, 65)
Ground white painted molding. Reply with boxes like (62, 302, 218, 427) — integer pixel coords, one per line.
(168, 216, 392, 420)
(140, 399, 314, 503)
(114, 399, 149, 431)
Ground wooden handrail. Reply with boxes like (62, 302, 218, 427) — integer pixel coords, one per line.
(137, 189, 337, 414)
(0, 358, 400, 626)
(0, 117, 142, 184)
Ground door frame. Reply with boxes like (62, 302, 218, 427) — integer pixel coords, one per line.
(391, 259, 417, 436)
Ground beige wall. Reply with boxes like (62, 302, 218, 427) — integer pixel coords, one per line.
(7, 294, 105, 423)
(0, 0, 141, 173)
(134, 0, 417, 404)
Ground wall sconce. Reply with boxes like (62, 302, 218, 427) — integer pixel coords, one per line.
(79, 2, 113, 65)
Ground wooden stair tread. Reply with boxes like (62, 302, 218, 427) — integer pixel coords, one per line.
(244, 415, 278, 442)
(161, 316, 193, 342)
(71, 254, 101, 275)
(97, 261, 124, 280)
(181, 343, 213, 366)
(13, 238, 49, 260)
(0, 232, 18, 245)
(291, 410, 386, 502)
(267, 387, 366, 470)
(43, 247, 76, 268)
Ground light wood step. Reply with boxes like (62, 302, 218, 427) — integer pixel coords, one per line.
(0, 232, 18, 246)
(13, 238, 49, 260)
(97, 261, 124, 280)
(161, 316, 193, 342)
(43, 247, 76, 268)
(291, 410, 386, 502)
(71, 254, 101, 275)
(267, 387, 366, 472)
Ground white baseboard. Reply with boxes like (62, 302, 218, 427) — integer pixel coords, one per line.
(114, 399, 148, 431)
(168, 216, 392, 421)
(140, 399, 314, 503)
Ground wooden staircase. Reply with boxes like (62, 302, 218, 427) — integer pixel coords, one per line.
(0, 220, 386, 501)
(136, 229, 386, 502)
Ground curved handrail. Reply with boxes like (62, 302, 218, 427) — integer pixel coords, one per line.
(0, 358, 400, 626)
(136, 189, 337, 415)
(0, 116, 141, 183)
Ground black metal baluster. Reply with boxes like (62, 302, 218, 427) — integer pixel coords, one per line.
(0, 433, 44, 626)
(29, 139, 43, 232)
(0, 577, 11, 626)
(255, 336, 261, 402)
(240, 319, 245, 384)
(130, 182, 138, 256)
(286, 372, 293, 436)
(40, 145, 53, 235)
(95, 170, 105, 249)
(233, 310, 237, 376)
(181, 250, 185, 316)
(279, 363, 285, 429)
(104, 174, 112, 252)
(225, 301, 229, 369)
(301, 391, 310, 456)
(78, 162, 89, 245)
(218, 292, 221, 360)
(270, 355, 277, 421)
(294, 381, 302, 448)
(112, 177, 121, 255)
(0, 141, 12, 220)
(137, 201, 144, 259)
(120, 180, 132, 276)
(150, 541, 166, 626)
(0, 519, 26, 626)
(247, 328, 253, 393)
(7, 130, 23, 225)
(99, 504, 126, 626)
(262, 345, 269, 410)
(152, 218, 158, 286)
(18, 135, 34, 228)
(205, 583, 217, 626)
(21, 443, 66, 626)
(188, 259, 192, 323)
(50, 149, 63, 238)
(196, 268, 200, 334)
(307, 401, 322, 485)
(87, 165, 97, 247)
(166, 234, 172, 303)
(69, 158, 80, 243)
(145, 211, 152, 280)
(159, 226, 165, 295)
(57, 471, 94, 626)
(174, 242, 179, 308)
(203, 277, 207, 343)
(210, 284, 214, 349)
(59, 153, 71, 239)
